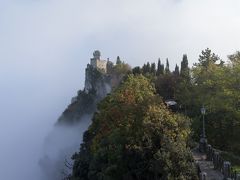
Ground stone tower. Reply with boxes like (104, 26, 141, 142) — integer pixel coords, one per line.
(90, 50, 107, 73)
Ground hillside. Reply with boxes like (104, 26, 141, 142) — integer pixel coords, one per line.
(69, 75, 197, 180)
(58, 49, 240, 179)
(58, 51, 130, 124)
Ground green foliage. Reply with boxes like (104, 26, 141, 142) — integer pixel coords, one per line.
(228, 51, 240, 65)
(66, 49, 240, 179)
(165, 59, 170, 74)
(111, 59, 131, 76)
(175, 50, 240, 155)
(70, 75, 197, 180)
(155, 74, 177, 99)
(87, 65, 104, 83)
(106, 61, 114, 74)
(141, 49, 240, 156)
(220, 151, 240, 170)
(195, 48, 220, 68)
(58, 90, 96, 124)
(132, 66, 141, 75)
(180, 54, 190, 80)
(142, 62, 151, 74)
(138, 58, 181, 100)
(175, 55, 192, 114)
(150, 62, 156, 75)
(116, 56, 122, 65)
(174, 64, 180, 76)
(156, 58, 164, 76)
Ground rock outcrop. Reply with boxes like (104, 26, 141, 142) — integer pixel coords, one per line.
(58, 51, 122, 124)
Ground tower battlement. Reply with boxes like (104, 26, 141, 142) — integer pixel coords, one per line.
(90, 50, 107, 73)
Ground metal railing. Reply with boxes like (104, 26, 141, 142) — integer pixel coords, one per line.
(205, 144, 240, 180)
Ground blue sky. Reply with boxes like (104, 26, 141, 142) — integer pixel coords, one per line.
(0, 0, 240, 179)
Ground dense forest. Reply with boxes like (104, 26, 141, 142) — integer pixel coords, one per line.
(68, 49, 240, 179)
(131, 49, 240, 154)
(70, 75, 197, 180)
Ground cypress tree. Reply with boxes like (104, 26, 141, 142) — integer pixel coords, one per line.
(157, 58, 165, 75)
(146, 62, 151, 73)
(156, 58, 161, 76)
(174, 64, 180, 76)
(116, 56, 122, 65)
(157, 58, 161, 76)
(180, 54, 190, 79)
(165, 58, 170, 74)
(142, 64, 147, 74)
(160, 63, 164, 75)
(151, 63, 156, 75)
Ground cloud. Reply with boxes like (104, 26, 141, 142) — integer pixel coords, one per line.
(39, 114, 92, 180)
(1, 0, 240, 69)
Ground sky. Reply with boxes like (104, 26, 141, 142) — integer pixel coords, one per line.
(0, 0, 240, 179)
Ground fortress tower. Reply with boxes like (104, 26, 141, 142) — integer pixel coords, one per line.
(90, 50, 107, 73)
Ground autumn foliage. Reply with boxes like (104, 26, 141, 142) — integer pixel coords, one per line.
(70, 75, 197, 180)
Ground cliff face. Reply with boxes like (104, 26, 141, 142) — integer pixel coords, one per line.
(57, 50, 132, 124)
(39, 54, 130, 180)
(84, 65, 111, 99)
(39, 64, 113, 180)
(58, 64, 112, 124)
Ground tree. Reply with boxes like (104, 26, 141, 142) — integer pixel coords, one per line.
(112, 61, 131, 76)
(156, 58, 164, 76)
(176, 55, 191, 112)
(156, 58, 161, 76)
(180, 54, 190, 80)
(178, 49, 240, 154)
(165, 58, 170, 74)
(174, 64, 180, 76)
(155, 74, 176, 99)
(71, 75, 197, 180)
(116, 56, 122, 65)
(142, 64, 147, 74)
(195, 48, 219, 68)
(146, 62, 151, 73)
(132, 66, 141, 75)
(156, 58, 163, 76)
(142, 62, 151, 74)
(150, 62, 156, 75)
(107, 60, 114, 74)
(228, 51, 240, 65)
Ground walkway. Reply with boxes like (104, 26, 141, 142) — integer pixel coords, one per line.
(192, 148, 224, 180)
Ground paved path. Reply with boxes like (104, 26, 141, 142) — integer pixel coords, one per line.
(192, 148, 224, 180)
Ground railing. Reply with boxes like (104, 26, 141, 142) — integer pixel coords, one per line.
(196, 162, 207, 180)
(205, 144, 240, 180)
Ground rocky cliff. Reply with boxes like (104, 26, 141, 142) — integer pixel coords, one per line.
(39, 52, 131, 179)
(58, 64, 112, 124)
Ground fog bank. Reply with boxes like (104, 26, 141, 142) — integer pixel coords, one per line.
(39, 115, 92, 180)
